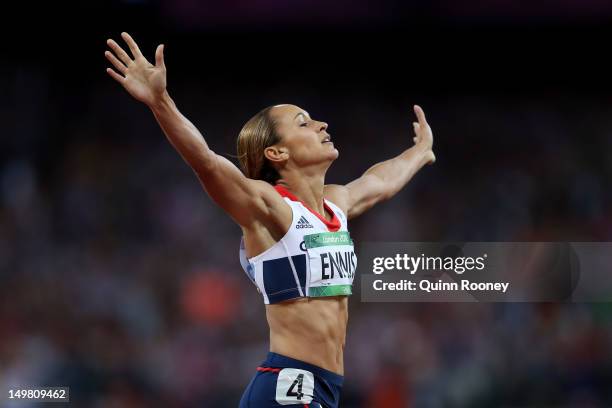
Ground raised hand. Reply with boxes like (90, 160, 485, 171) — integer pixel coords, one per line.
(105, 32, 167, 107)
(412, 105, 436, 164)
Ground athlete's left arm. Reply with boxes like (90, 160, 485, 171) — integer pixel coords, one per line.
(324, 105, 435, 220)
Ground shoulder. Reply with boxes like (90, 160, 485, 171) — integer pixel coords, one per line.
(323, 184, 350, 215)
(251, 180, 286, 207)
(240, 180, 293, 231)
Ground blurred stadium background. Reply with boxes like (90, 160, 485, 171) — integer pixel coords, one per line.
(1, 1, 612, 407)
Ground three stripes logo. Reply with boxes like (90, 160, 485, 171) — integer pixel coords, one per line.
(296, 216, 314, 229)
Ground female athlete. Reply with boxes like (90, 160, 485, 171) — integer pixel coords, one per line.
(105, 32, 435, 408)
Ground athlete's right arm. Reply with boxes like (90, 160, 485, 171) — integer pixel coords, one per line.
(104, 32, 282, 227)
(148, 90, 281, 227)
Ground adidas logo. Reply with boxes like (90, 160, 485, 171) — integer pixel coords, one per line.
(296, 216, 314, 229)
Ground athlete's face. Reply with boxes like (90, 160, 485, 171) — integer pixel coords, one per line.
(268, 104, 338, 167)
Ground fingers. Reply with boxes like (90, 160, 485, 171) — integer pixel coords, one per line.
(104, 50, 128, 74)
(107, 38, 132, 66)
(413, 105, 428, 126)
(106, 67, 125, 83)
(121, 32, 143, 59)
(155, 44, 165, 68)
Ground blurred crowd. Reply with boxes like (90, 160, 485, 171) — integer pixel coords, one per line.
(1, 64, 612, 407)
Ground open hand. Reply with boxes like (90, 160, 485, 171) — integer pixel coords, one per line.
(105, 32, 167, 106)
(412, 105, 436, 164)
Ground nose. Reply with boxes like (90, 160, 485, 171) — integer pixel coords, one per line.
(318, 121, 328, 132)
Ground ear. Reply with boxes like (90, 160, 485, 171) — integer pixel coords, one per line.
(264, 145, 289, 165)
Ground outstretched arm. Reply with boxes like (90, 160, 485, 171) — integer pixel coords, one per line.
(325, 105, 435, 220)
(104, 32, 284, 228)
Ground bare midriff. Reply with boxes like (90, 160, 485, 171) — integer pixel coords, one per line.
(266, 295, 349, 376)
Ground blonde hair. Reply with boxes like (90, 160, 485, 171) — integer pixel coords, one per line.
(237, 106, 281, 184)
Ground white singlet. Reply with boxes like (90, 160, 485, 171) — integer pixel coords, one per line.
(239, 185, 357, 304)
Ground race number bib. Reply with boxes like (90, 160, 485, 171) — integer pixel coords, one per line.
(275, 368, 315, 405)
(304, 231, 356, 297)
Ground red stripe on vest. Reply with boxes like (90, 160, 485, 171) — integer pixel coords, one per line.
(256, 366, 281, 373)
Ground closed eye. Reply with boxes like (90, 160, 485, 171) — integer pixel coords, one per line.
(300, 123, 308, 127)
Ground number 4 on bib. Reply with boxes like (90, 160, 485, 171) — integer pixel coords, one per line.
(275, 368, 315, 405)
(287, 373, 304, 399)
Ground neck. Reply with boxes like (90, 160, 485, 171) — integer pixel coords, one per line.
(276, 171, 326, 216)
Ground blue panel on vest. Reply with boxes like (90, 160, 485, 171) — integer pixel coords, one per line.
(262, 254, 307, 304)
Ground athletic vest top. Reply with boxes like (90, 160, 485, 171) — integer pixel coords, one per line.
(239, 185, 357, 304)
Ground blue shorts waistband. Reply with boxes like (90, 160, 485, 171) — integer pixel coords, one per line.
(261, 352, 344, 387)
